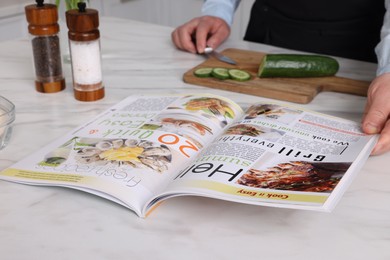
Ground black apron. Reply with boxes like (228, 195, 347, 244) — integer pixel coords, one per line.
(244, 0, 385, 62)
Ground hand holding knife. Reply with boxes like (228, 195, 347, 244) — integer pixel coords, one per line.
(204, 46, 237, 65)
(190, 34, 237, 65)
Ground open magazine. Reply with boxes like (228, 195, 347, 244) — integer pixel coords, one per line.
(0, 94, 378, 217)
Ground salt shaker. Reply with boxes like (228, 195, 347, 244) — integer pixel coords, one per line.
(66, 2, 105, 101)
(25, 0, 65, 93)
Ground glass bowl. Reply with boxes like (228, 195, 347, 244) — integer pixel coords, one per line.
(0, 96, 15, 150)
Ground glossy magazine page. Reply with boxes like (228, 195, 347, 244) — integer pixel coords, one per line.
(0, 94, 243, 217)
(149, 102, 378, 214)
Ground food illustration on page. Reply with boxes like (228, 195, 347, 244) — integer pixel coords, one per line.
(237, 159, 351, 193)
(166, 95, 237, 127)
(40, 137, 173, 173)
(142, 95, 241, 149)
(245, 104, 302, 124)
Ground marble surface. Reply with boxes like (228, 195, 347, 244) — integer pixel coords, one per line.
(0, 17, 389, 260)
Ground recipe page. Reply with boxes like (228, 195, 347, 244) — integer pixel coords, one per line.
(154, 102, 377, 212)
(0, 94, 243, 215)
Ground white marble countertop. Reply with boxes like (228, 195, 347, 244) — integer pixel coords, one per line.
(0, 17, 389, 260)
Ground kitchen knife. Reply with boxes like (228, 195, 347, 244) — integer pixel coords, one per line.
(204, 46, 237, 65)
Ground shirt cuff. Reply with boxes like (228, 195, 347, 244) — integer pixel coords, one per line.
(201, 0, 241, 27)
(376, 40, 390, 76)
(376, 0, 390, 76)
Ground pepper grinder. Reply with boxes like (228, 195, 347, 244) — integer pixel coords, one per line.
(25, 0, 65, 93)
(66, 2, 105, 101)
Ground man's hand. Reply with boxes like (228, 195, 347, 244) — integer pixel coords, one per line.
(171, 15, 230, 54)
(362, 72, 390, 155)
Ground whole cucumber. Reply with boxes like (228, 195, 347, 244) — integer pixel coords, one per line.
(258, 54, 339, 78)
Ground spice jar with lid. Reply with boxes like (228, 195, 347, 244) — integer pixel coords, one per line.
(25, 0, 65, 93)
(66, 2, 105, 101)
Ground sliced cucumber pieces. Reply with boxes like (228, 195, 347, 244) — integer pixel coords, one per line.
(193, 67, 213, 78)
(212, 68, 230, 80)
(228, 69, 251, 81)
(193, 67, 251, 81)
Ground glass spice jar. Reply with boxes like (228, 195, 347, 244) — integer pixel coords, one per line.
(66, 2, 105, 101)
(25, 0, 65, 93)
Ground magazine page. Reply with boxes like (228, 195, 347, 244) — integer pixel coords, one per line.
(149, 102, 378, 213)
(0, 94, 243, 217)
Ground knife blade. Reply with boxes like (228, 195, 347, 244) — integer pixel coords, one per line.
(204, 46, 237, 65)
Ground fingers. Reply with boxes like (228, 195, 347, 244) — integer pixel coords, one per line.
(196, 16, 230, 53)
(371, 120, 390, 155)
(361, 73, 390, 155)
(171, 18, 199, 53)
(171, 16, 230, 54)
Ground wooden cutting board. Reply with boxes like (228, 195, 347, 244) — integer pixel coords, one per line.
(183, 48, 371, 104)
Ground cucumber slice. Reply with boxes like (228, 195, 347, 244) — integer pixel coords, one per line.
(228, 69, 251, 81)
(211, 68, 230, 80)
(258, 54, 339, 78)
(194, 67, 213, 78)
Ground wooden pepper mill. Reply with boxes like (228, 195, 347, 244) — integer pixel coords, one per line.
(25, 0, 65, 93)
(66, 2, 105, 101)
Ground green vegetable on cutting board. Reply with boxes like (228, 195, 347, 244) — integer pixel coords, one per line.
(258, 54, 339, 78)
(193, 67, 251, 81)
(193, 67, 213, 78)
(211, 68, 230, 80)
(228, 69, 251, 81)
(193, 53, 338, 80)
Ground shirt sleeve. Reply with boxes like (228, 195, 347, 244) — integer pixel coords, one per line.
(201, 0, 241, 27)
(375, 0, 390, 76)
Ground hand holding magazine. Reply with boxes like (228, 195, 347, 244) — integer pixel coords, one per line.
(0, 94, 377, 217)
